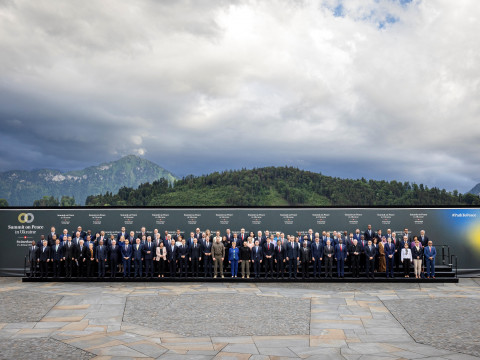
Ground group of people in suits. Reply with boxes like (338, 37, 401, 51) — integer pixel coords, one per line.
(27, 225, 437, 279)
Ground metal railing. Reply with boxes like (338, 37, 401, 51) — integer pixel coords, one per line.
(449, 254, 458, 278)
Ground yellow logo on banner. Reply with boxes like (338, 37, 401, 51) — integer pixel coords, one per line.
(18, 213, 34, 224)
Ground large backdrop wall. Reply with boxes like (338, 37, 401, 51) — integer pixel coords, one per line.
(2, 207, 480, 276)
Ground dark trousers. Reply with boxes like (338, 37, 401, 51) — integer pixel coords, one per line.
(359, 253, 366, 271)
(77, 259, 84, 277)
(123, 258, 131, 277)
(324, 257, 333, 277)
(386, 256, 395, 277)
(86, 259, 95, 277)
(253, 260, 261, 277)
(30, 261, 37, 277)
(403, 259, 411, 276)
(288, 258, 297, 278)
(264, 258, 273, 277)
(53, 260, 61, 277)
(336, 258, 345, 277)
(145, 259, 153, 277)
(40, 261, 48, 277)
(169, 259, 177, 277)
(203, 257, 212, 277)
(351, 255, 360, 277)
(110, 259, 118, 277)
(134, 259, 142, 277)
(276, 259, 285, 278)
(313, 257, 322, 277)
(300, 260, 309, 278)
(191, 258, 199, 277)
(366, 259, 375, 278)
(179, 258, 188, 277)
(394, 250, 400, 271)
(98, 260, 106, 277)
(65, 258, 73, 278)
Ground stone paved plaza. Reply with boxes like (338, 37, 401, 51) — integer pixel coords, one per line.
(0, 278, 479, 359)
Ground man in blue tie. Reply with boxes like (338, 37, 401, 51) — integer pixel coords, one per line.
(121, 239, 132, 278)
(251, 240, 263, 279)
(385, 237, 395, 278)
(335, 238, 348, 278)
(143, 236, 155, 278)
(96, 239, 108, 278)
(424, 241, 436, 279)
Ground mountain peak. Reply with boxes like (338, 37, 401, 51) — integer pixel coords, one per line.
(468, 183, 480, 196)
(0, 156, 177, 206)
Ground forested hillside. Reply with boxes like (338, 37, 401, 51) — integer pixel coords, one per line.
(85, 167, 480, 206)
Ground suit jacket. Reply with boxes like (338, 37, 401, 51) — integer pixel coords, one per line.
(228, 247, 240, 262)
(28, 245, 40, 261)
(72, 231, 86, 240)
(274, 245, 285, 261)
(311, 242, 324, 259)
(132, 244, 144, 260)
(63, 242, 77, 259)
(251, 246, 263, 261)
(300, 247, 311, 262)
(349, 243, 361, 256)
(323, 244, 334, 258)
(143, 242, 155, 260)
(109, 245, 120, 262)
(384, 242, 396, 257)
(77, 244, 88, 261)
(121, 244, 133, 259)
(419, 235, 429, 247)
(364, 229, 376, 241)
(96, 245, 108, 261)
(39, 246, 51, 261)
(201, 241, 212, 257)
(424, 246, 436, 259)
(51, 244, 64, 261)
(335, 243, 348, 260)
(364, 245, 376, 259)
(47, 233, 58, 245)
(286, 242, 299, 259)
(167, 244, 178, 261)
(412, 245, 424, 259)
(189, 243, 202, 259)
(117, 232, 128, 241)
(263, 242, 275, 257)
(177, 244, 189, 259)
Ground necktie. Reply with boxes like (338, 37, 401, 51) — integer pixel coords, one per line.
(340, 245, 342, 251)
(32, 246, 34, 251)
(268, 244, 270, 250)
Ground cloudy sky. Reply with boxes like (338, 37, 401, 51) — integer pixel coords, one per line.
(0, 0, 479, 192)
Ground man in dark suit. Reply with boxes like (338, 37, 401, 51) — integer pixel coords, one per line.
(27, 240, 39, 277)
(51, 239, 64, 278)
(96, 240, 108, 278)
(48, 234, 58, 247)
(77, 239, 87, 277)
(177, 237, 189, 277)
(364, 224, 376, 241)
(311, 237, 323, 278)
(136, 226, 149, 240)
(167, 239, 178, 277)
(47, 226, 57, 244)
(364, 240, 376, 279)
(117, 226, 127, 241)
(251, 240, 263, 279)
(121, 239, 133, 278)
(299, 241, 311, 278)
(323, 239, 334, 278)
(286, 238, 299, 279)
(172, 229, 182, 242)
(142, 236, 155, 278)
(63, 236, 76, 278)
(37, 235, 47, 248)
(109, 239, 120, 278)
(335, 239, 347, 278)
(201, 236, 212, 278)
(392, 233, 401, 271)
(194, 228, 202, 240)
(189, 237, 202, 277)
(39, 240, 50, 277)
(384, 237, 396, 278)
(274, 239, 286, 278)
(419, 230, 429, 247)
(263, 238, 275, 278)
(132, 238, 144, 277)
(349, 239, 361, 278)
(72, 226, 86, 240)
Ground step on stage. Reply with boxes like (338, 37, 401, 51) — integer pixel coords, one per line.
(23, 265, 458, 283)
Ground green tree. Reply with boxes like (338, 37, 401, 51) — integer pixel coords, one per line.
(60, 196, 76, 207)
(33, 196, 59, 207)
(0, 198, 8, 207)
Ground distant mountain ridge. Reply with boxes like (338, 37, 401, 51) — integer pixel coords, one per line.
(0, 155, 177, 206)
(468, 183, 480, 196)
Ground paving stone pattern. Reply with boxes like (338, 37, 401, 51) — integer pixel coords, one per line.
(124, 293, 311, 337)
(1, 277, 480, 359)
(0, 290, 62, 323)
(0, 338, 94, 359)
(384, 297, 480, 357)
